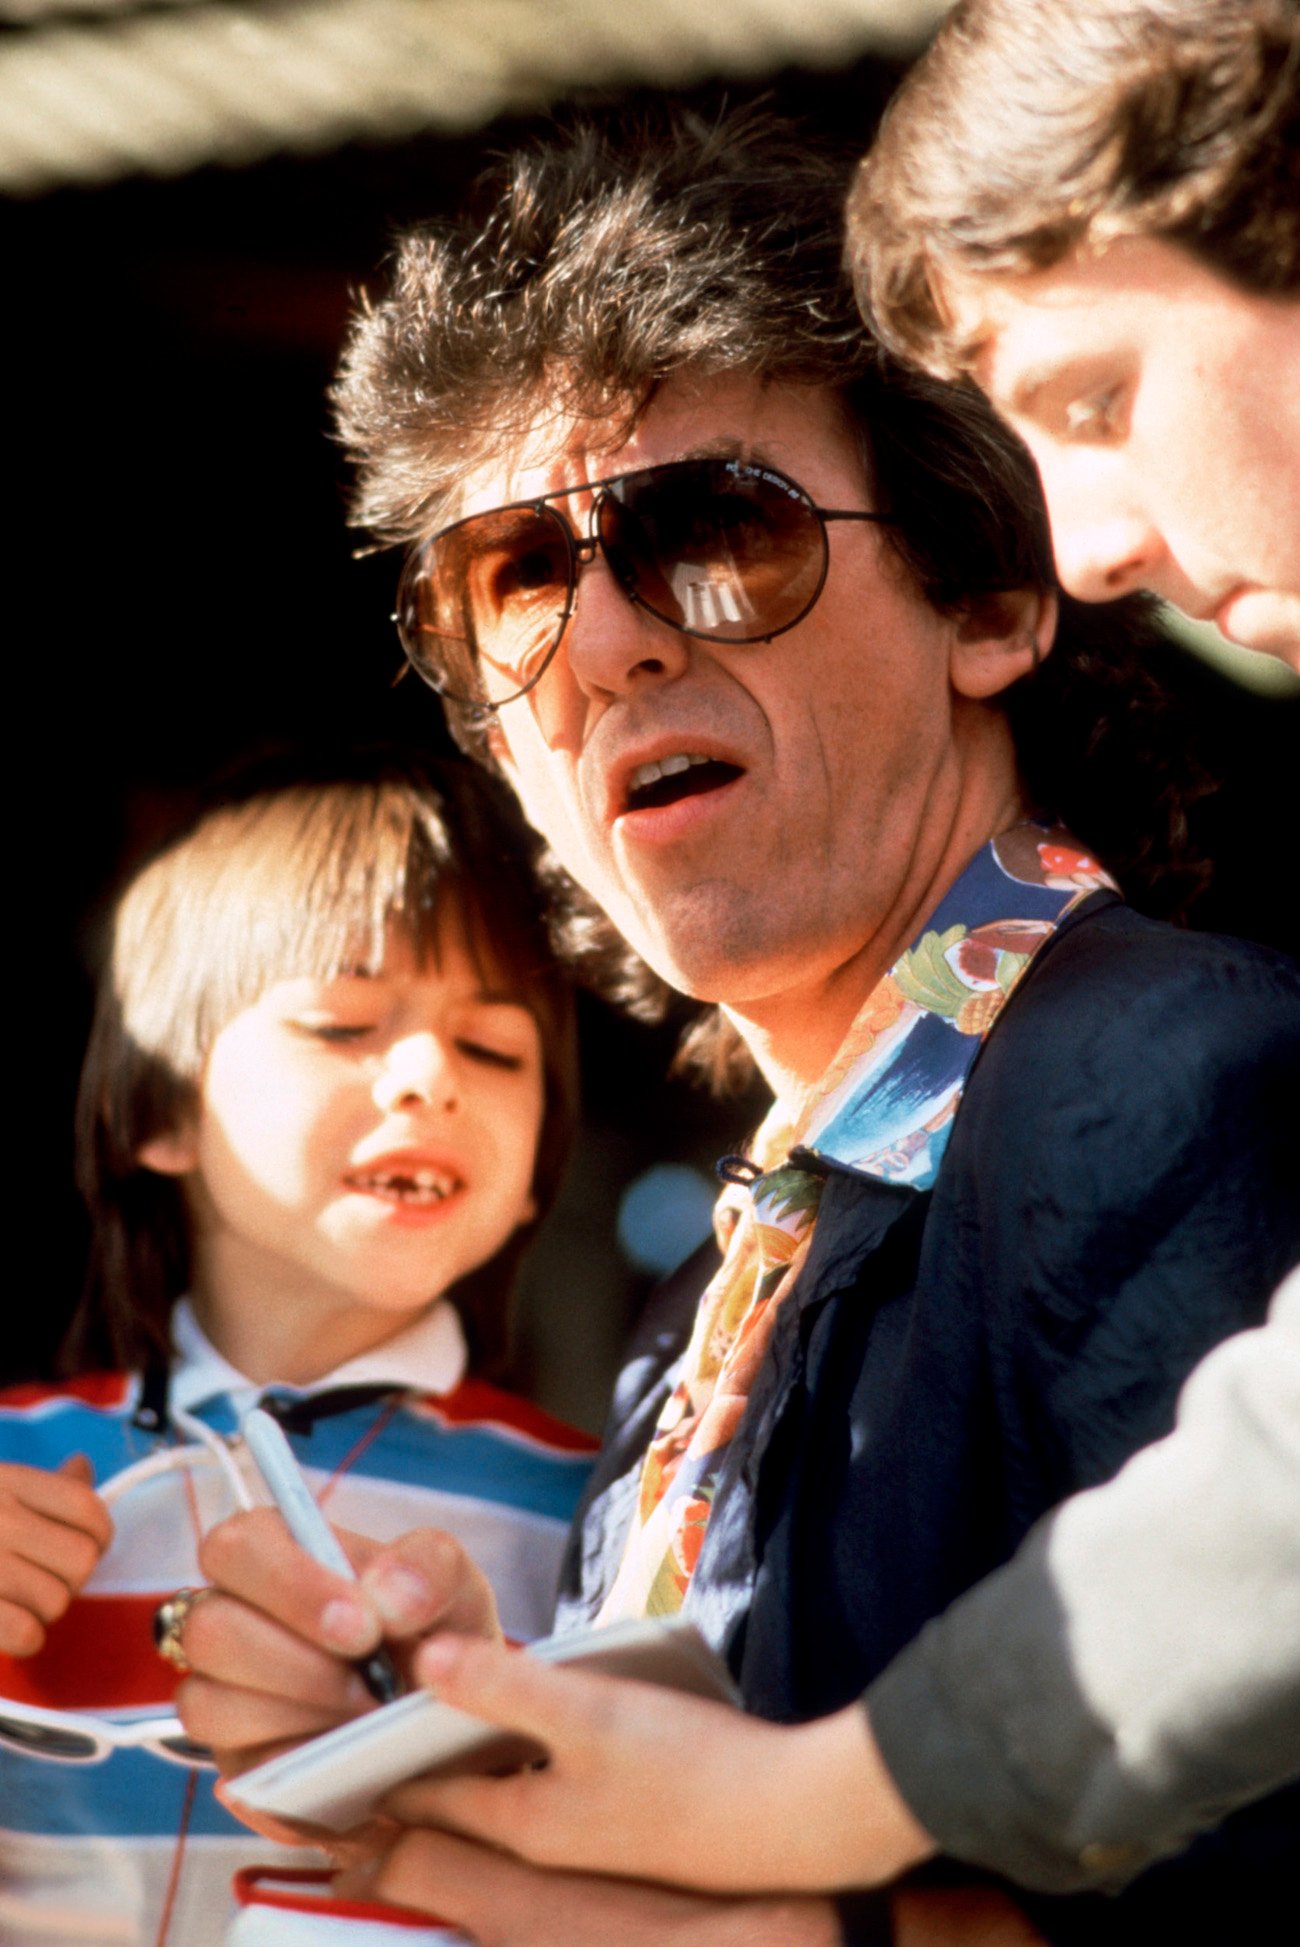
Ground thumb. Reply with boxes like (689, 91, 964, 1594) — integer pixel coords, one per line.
(413, 1634, 578, 1744)
(58, 1453, 95, 1485)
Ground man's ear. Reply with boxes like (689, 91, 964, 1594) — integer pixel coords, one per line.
(136, 1124, 199, 1178)
(949, 588, 1056, 700)
(484, 716, 515, 773)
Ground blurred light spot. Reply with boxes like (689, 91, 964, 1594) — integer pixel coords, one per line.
(616, 1163, 717, 1276)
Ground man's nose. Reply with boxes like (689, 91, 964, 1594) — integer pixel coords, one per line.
(1051, 507, 1168, 604)
(372, 1032, 456, 1114)
(560, 547, 691, 701)
(1036, 451, 1166, 604)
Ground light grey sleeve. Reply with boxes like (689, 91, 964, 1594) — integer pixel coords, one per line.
(866, 1270, 1300, 1893)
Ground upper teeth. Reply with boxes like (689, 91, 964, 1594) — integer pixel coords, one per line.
(352, 1167, 455, 1198)
(628, 753, 712, 793)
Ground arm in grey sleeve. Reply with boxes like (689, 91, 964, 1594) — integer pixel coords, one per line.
(865, 1269, 1300, 1894)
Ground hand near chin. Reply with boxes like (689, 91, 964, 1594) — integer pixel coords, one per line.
(174, 1508, 500, 1784)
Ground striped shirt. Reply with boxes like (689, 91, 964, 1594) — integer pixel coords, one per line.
(0, 1301, 595, 1947)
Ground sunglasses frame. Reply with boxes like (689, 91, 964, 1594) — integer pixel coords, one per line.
(0, 1696, 212, 1768)
(395, 456, 899, 712)
(0, 1435, 253, 1770)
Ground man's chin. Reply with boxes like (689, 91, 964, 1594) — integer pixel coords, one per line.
(1215, 589, 1300, 672)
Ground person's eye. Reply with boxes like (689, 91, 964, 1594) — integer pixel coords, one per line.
(454, 1037, 526, 1070)
(1063, 385, 1126, 442)
(290, 1019, 375, 1044)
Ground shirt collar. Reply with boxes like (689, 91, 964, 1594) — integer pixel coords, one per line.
(786, 825, 1115, 1192)
(168, 1297, 469, 1420)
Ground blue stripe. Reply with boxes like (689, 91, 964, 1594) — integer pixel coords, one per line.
(284, 1405, 591, 1522)
(0, 1396, 155, 1488)
(1, 1745, 249, 1839)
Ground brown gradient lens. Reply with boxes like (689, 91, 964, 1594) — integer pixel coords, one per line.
(398, 504, 575, 702)
(396, 460, 862, 708)
(598, 461, 829, 642)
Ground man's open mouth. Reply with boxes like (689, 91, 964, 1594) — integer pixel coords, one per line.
(344, 1167, 460, 1207)
(623, 752, 744, 813)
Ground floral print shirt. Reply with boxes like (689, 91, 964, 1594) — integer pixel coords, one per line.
(598, 825, 1115, 1622)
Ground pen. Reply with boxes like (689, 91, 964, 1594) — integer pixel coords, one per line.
(240, 1406, 404, 1705)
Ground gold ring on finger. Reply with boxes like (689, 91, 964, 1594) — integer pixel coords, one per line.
(152, 1585, 211, 1674)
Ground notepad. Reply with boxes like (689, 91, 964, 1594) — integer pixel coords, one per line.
(226, 1616, 740, 1832)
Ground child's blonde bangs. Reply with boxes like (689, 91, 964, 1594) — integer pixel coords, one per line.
(110, 780, 460, 1098)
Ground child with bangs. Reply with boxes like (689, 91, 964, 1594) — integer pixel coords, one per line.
(0, 750, 596, 1947)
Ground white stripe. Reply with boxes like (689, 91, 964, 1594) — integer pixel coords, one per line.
(0, 1832, 326, 1947)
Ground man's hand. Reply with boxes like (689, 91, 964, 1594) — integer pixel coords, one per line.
(340, 1827, 1045, 1947)
(337, 1825, 845, 1947)
(0, 1457, 113, 1656)
(175, 1509, 500, 1779)
(381, 1632, 935, 1893)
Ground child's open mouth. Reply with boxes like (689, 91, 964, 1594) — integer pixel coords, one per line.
(343, 1166, 461, 1207)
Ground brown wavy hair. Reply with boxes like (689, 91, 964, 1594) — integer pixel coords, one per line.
(849, 0, 1300, 378)
(334, 107, 1216, 1088)
(67, 750, 576, 1377)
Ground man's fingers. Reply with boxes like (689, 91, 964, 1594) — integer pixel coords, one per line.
(337, 1828, 821, 1947)
(180, 1514, 501, 1777)
(384, 1764, 539, 1845)
(412, 1634, 580, 1742)
(384, 1643, 643, 1861)
(176, 1672, 367, 1770)
(358, 1530, 500, 1643)
(198, 1509, 387, 1655)
(178, 1588, 375, 1711)
(339, 1825, 525, 1933)
(199, 1511, 494, 1657)
(57, 1452, 95, 1487)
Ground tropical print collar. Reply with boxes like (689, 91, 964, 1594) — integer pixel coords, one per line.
(800, 822, 1115, 1190)
(598, 825, 1115, 1623)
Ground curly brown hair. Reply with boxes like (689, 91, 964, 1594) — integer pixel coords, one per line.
(334, 107, 1216, 1089)
(848, 0, 1300, 378)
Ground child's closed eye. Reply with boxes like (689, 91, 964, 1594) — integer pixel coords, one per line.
(455, 1039, 525, 1070)
(289, 1018, 376, 1044)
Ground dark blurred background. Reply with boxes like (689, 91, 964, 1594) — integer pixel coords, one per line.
(2, 0, 1294, 1424)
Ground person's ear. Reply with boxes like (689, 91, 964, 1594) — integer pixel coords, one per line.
(484, 716, 515, 774)
(136, 1123, 199, 1178)
(948, 588, 1056, 700)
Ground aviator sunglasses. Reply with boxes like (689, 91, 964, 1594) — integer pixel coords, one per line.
(395, 456, 899, 710)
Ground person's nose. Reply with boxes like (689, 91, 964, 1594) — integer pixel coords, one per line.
(560, 544, 691, 703)
(372, 1031, 457, 1115)
(1035, 449, 1168, 604)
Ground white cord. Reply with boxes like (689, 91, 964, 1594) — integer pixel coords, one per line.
(98, 1417, 254, 1514)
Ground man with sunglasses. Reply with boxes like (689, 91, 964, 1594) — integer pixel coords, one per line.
(177, 112, 1299, 1945)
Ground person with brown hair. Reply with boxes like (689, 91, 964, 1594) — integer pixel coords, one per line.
(0, 751, 595, 1947)
(849, 0, 1300, 668)
(167, 115, 1298, 1946)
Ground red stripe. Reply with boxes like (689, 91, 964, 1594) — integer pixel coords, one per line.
(0, 1371, 133, 1410)
(412, 1378, 598, 1453)
(0, 1593, 180, 1710)
(233, 1867, 456, 1930)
